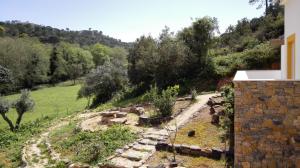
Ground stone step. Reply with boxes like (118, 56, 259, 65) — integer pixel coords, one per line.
(120, 149, 150, 161)
(138, 139, 157, 146)
(142, 134, 168, 141)
(110, 118, 127, 124)
(110, 157, 142, 168)
(133, 144, 156, 152)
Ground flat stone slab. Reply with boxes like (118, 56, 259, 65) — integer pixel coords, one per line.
(110, 118, 127, 124)
(133, 144, 155, 152)
(110, 157, 142, 168)
(143, 134, 167, 141)
(121, 149, 150, 161)
(138, 139, 157, 146)
(116, 112, 127, 118)
(101, 111, 117, 117)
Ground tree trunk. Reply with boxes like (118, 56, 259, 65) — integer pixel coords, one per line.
(0, 113, 15, 131)
(265, 0, 269, 14)
(15, 112, 24, 130)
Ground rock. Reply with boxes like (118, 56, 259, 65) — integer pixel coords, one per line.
(207, 96, 224, 106)
(212, 147, 223, 160)
(120, 107, 131, 112)
(139, 139, 157, 145)
(110, 118, 127, 125)
(101, 111, 117, 117)
(121, 149, 150, 161)
(176, 98, 185, 101)
(210, 105, 225, 116)
(133, 144, 155, 152)
(187, 130, 195, 137)
(110, 157, 142, 168)
(156, 142, 169, 151)
(116, 112, 127, 118)
(143, 134, 167, 141)
(130, 106, 145, 115)
(211, 114, 219, 125)
(68, 163, 90, 168)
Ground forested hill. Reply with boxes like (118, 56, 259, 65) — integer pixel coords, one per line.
(0, 21, 130, 48)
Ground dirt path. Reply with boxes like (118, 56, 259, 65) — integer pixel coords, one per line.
(21, 112, 100, 168)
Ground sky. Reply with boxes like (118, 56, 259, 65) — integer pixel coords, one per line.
(0, 0, 264, 42)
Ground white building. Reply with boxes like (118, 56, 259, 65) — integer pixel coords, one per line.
(234, 0, 300, 81)
(281, 0, 299, 79)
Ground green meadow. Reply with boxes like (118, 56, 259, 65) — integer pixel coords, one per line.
(1, 84, 87, 129)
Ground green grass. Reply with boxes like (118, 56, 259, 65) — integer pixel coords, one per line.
(146, 151, 226, 168)
(1, 84, 87, 129)
(49, 123, 137, 165)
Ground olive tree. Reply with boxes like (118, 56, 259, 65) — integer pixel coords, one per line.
(0, 97, 14, 131)
(14, 89, 35, 129)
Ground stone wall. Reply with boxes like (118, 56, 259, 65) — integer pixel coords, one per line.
(234, 81, 300, 168)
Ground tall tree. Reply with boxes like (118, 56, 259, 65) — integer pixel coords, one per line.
(249, 0, 273, 14)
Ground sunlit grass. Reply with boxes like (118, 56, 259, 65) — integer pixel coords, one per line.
(1, 84, 87, 129)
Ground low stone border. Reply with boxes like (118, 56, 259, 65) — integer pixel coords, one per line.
(155, 142, 226, 160)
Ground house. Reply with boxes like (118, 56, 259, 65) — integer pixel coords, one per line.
(233, 0, 300, 167)
(281, 0, 299, 79)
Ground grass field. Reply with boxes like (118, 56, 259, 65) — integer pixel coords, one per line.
(1, 84, 87, 129)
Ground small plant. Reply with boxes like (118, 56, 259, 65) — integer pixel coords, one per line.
(191, 88, 197, 101)
(153, 85, 179, 117)
(165, 120, 179, 167)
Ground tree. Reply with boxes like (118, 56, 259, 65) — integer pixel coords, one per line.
(249, 0, 273, 14)
(0, 26, 5, 36)
(89, 43, 111, 66)
(155, 27, 189, 88)
(0, 65, 12, 84)
(178, 17, 218, 78)
(79, 59, 128, 105)
(14, 89, 35, 129)
(128, 36, 158, 88)
(0, 97, 14, 131)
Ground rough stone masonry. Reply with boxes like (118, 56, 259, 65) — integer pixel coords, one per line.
(234, 81, 300, 168)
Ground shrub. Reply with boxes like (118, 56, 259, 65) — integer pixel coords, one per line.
(191, 89, 197, 101)
(212, 42, 278, 77)
(220, 84, 234, 154)
(153, 85, 179, 117)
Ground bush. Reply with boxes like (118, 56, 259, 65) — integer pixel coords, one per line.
(212, 42, 278, 77)
(153, 85, 179, 117)
(220, 85, 234, 154)
(191, 89, 197, 101)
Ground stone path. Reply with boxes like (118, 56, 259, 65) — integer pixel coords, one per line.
(106, 93, 217, 168)
(21, 93, 216, 168)
(21, 111, 99, 168)
(21, 120, 69, 168)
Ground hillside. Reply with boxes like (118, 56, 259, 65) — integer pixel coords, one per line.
(0, 21, 130, 48)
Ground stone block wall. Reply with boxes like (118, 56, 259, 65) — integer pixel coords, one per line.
(234, 81, 300, 168)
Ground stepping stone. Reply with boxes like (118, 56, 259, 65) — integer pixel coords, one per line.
(146, 129, 169, 136)
(139, 139, 157, 145)
(110, 157, 142, 168)
(116, 112, 127, 118)
(121, 149, 150, 161)
(101, 111, 116, 117)
(110, 118, 127, 124)
(133, 144, 156, 152)
(143, 134, 167, 141)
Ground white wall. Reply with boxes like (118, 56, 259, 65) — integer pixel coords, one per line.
(233, 70, 282, 81)
(285, 0, 300, 79)
(281, 45, 287, 79)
